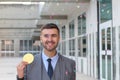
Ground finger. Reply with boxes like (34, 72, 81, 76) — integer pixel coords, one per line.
(17, 61, 28, 70)
(21, 61, 29, 66)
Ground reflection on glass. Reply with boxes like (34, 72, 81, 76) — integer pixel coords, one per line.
(107, 27, 111, 50)
(102, 55, 106, 78)
(78, 15, 82, 35)
(69, 39, 75, 56)
(62, 41, 66, 55)
(78, 13, 86, 35)
(112, 27, 116, 80)
(72, 39, 75, 50)
(19, 40, 40, 56)
(1, 40, 5, 51)
(62, 26, 66, 40)
(24, 40, 28, 51)
(107, 55, 111, 80)
(69, 20, 74, 38)
(1, 40, 12, 51)
(100, 0, 112, 23)
(69, 40, 71, 52)
(82, 13, 86, 34)
(1, 40, 14, 51)
(1, 40, 14, 57)
(83, 36, 87, 57)
(102, 29, 105, 50)
(29, 40, 32, 50)
(78, 37, 81, 56)
(57, 43, 61, 53)
(20, 40, 23, 51)
(77, 36, 87, 57)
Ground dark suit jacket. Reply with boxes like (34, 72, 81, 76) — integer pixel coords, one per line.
(18, 53, 76, 80)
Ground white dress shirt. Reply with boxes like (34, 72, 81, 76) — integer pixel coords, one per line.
(42, 51, 59, 71)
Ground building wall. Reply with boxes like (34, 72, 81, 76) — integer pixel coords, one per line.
(112, 0, 120, 80)
(86, 0, 97, 78)
(60, 0, 98, 79)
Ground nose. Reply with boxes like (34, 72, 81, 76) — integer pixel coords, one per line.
(47, 35, 53, 41)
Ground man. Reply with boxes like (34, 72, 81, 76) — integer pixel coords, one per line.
(17, 23, 76, 80)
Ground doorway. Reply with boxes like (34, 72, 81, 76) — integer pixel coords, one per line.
(100, 20, 113, 80)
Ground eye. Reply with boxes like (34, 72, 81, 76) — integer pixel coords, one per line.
(51, 34, 57, 37)
(43, 34, 49, 38)
(42, 34, 58, 38)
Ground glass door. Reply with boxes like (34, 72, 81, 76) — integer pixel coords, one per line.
(100, 20, 112, 80)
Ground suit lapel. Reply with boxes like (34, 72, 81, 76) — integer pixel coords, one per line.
(39, 53, 50, 80)
(52, 54, 65, 80)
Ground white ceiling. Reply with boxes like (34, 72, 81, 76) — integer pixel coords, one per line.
(0, 0, 90, 40)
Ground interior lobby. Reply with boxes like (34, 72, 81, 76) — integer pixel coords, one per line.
(0, 0, 120, 80)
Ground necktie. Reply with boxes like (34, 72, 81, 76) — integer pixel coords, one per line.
(47, 58, 53, 79)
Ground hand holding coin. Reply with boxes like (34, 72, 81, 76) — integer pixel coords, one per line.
(23, 53, 34, 64)
(17, 53, 34, 78)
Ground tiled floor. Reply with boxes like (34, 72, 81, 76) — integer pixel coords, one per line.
(76, 72, 97, 80)
(0, 57, 20, 80)
(0, 57, 97, 80)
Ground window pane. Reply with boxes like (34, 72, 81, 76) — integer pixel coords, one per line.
(100, 0, 112, 23)
(69, 39, 75, 56)
(20, 40, 23, 51)
(69, 20, 74, 38)
(107, 55, 111, 80)
(102, 55, 106, 78)
(102, 29, 105, 50)
(29, 40, 32, 51)
(62, 41, 66, 55)
(107, 27, 111, 50)
(24, 40, 28, 51)
(62, 26, 66, 40)
(78, 15, 82, 35)
(78, 13, 86, 35)
(82, 36, 87, 57)
(82, 13, 86, 34)
(78, 37, 81, 56)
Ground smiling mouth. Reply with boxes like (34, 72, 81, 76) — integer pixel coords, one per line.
(46, 41, 55, 44)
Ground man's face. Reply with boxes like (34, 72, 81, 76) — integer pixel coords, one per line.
(40, 29, 60, 52)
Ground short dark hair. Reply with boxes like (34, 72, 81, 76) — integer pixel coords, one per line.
(40, 23, 60, 35)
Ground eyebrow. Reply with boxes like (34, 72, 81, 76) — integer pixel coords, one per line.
(43, 34, 58, 37)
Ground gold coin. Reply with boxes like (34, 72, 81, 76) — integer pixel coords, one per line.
(23, 53, 34, 64)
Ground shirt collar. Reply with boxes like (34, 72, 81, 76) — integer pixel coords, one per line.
(42, 50, 59, 61)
